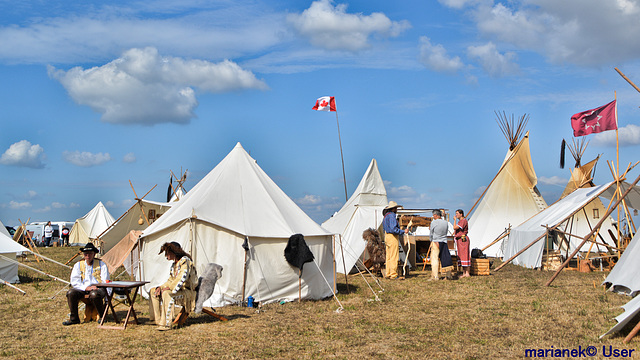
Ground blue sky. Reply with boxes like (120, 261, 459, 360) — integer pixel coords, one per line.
(1, 0, 640, 227)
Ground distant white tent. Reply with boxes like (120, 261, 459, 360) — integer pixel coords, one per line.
(0, 228, 30, 284)
(139, 143, 335, 307)
(69, 202, 115, 246)
(322, 159, 387, 274)
(503, 182, 617, 269)
(468, 118, 547, 257)
(97, 199, 175, 254)
(0, 219, 11, 237)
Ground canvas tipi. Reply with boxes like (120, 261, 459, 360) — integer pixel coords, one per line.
(68, 202, 115, 246)
(139, 143, 335, 307)
(322, 159, 387, 274)
(467, 113, 547, 257)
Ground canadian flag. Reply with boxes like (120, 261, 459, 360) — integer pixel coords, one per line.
(312, 96, 337, 112)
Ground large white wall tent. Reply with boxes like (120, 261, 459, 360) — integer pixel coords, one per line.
(322, 159, 387, 274)
(139, 143, 335, 307)
(468, 131, 547, 257)
(69, 202, 115, 246)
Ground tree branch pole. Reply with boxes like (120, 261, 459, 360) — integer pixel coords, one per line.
(614, 67, 640, 95)
(335, 111, 348, 202)
(545, 173, 640, 286)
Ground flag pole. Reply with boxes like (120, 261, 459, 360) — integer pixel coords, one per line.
(615, 91, 621, 250)
(335, 111, 348, 202)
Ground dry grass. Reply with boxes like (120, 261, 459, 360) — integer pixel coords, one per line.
(0, 247, 638, 359)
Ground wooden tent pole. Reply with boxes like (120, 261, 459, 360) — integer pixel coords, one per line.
(624, 319, 640, 344)
(298, 270, 302, 303)
(18, 218, 43, 262)
(615, 67, 640, 94)
(494, 231, 548, 271)
(338, 234, 349, 292)
(542, 226, 620, 250)
(480, 227, 510, 252)
(546, 173, 640, 286)
(0, 255, 70, 285)
(0, 278, 26, 295)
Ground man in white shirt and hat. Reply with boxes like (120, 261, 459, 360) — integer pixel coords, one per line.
(63, 243, 110, 325)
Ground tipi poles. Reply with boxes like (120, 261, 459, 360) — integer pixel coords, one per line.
(335, 111, 348, 202)
(546, 173, 640, 286)
(18, 218, 42, 263)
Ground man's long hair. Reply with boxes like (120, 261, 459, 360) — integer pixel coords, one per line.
(159, 242, 192, 260)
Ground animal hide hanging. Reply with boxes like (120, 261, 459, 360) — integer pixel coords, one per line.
(284, 234, 315, 277)
(363, 228, 385, 271)
(194, 263, 224, 313)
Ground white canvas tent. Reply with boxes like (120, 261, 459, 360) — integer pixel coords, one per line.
(322, 159, 387, 274)
(69, 202, 115, 246)
(97, 199, 175, 254)
(557, 156, 618, 251)
(139, 143, 335, 307)
(603, 230, 640, 297)
(503, 182, 618, 269)
(468, 130, 547, 257)
(0, 219, 11, 237)
(0, 227, 30, 284)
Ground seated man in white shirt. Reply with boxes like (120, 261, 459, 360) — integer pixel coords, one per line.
(63, 243, 110, 326)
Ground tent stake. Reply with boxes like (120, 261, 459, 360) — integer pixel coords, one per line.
(1, 278, 26, 295)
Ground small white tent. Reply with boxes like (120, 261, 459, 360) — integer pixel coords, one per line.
(69, 202, 115, 246)
(322, 159, 387, 274)
(0, 228, 30, 284)
(503, 182, 616, 269)
(468, 126, 547, 257)
(139, 143, 335, 307)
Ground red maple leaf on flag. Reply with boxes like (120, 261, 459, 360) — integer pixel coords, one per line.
(312, 96, 336, 112)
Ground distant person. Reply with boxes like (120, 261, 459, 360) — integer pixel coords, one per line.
(453, 209, 471, 278)
(44, 221, 53, 247)
(149, 242, 198, 330)
(429, 209, 453, 280)
(61, 227, 70, 247)
(382, 201, 407, 280)
(63, 243, 109, 326)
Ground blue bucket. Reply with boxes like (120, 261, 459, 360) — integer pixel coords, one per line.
(247, 296, 254, 308)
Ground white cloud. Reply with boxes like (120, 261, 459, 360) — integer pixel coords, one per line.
(467, 42, 520, 77)
(123, 152, 136, 163)
(464, 1, 640, 67)
(474, 185, 487, 196)
(25, 190, 38, 199)
(63, 151, 111, 167)
(592, 124, 640, 147)
(419, 36, 464, 73)
(0, 3, 287, 65)
(296, 194, 323, 205)
(0, 140, 46, 169)
(51, 202, 66, 209)
(288, 0, 410, 52)
(387, 184, 432, 207)
(34, 206, 52, 213)
(48, 47, 267, 125)
(70, 202, 81, 208)
(538, 176, 568, 186)
(9, 201, 32, 210)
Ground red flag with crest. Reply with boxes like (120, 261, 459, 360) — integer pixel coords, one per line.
(571, 100, 617, 137)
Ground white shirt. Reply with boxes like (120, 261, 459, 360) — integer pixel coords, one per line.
(44, 225, 53, 238)
(70, 259, 110, 291)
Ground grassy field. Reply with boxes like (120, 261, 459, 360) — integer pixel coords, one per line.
(0, 246, 638, 359)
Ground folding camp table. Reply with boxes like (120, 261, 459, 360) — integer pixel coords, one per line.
(96, 281, 148, 330)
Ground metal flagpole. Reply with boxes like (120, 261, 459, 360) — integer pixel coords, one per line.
(335, 111, 348, 201)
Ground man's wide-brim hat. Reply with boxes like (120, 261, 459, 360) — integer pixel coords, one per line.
(384, 201, 401, 210)
(80, 243, 99, 253)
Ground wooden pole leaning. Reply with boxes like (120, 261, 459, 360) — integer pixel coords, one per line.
(0, 278, 26, 295)
(334, 111, 348, 202)
(18, 218, 43, 263)
(545, 173, 640, 287)
(480, 227, 510, 252)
